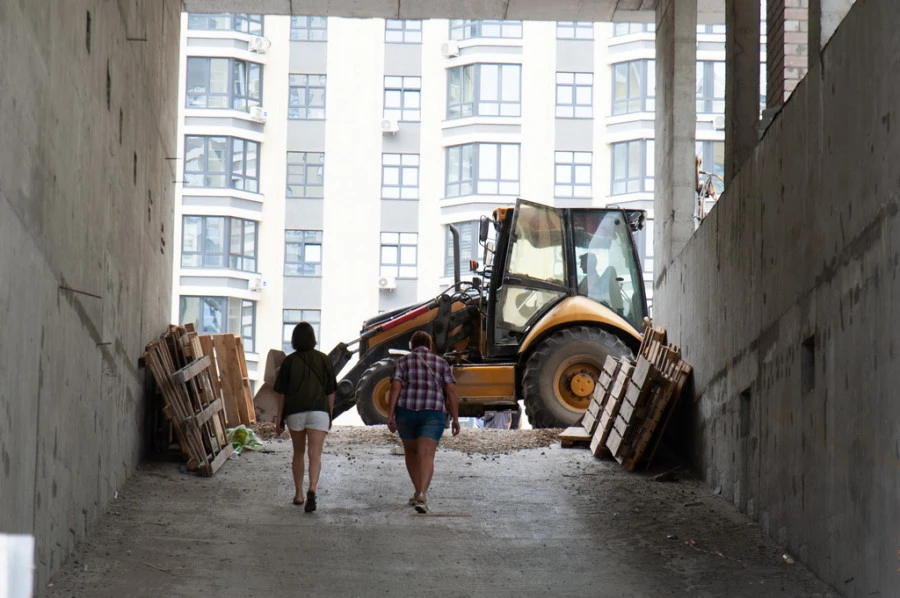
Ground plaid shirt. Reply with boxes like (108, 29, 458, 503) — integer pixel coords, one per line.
(391, 347, 456, 412)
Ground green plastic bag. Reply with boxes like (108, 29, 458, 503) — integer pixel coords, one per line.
(226, 425, 264, 456)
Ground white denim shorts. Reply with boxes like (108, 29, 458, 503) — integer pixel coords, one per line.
(285, 411, 330, 432)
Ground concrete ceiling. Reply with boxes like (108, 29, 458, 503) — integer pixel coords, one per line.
(181, 0, 724, 22)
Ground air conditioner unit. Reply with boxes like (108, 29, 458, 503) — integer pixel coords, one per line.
(380, 118, 400, 134)
(250, 106, 268, 123)
(713, 114, 725, 131)
(248, 276, 265, 292)
(248, 36, 271, 54)
(441, 40, 460, 58)
(377, 275, 397, 290)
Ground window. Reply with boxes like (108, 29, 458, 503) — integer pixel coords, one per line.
(283, 309, 321, 353)
(383, 76, 421, 122)
(613, 23, 654, 36)
(697, 24, 726, 34)
(696, 140, 725, 187)
(184, 136, 260, 192)
(555, 152, 592, 198)
(381, 233, 418, 278)
(186, 57, 263, 111)
(290, 16, 327, 41)
(445, 143, 520, 198)
(612, 60, 655, 115)
(444, 221, 483, 276)
(382, 154, 419, 199)
(187, 14, 263, 35)
(288, 74, 326, 119)
(385, 20, 422, 43)
(181, 216, 258, 271)
(447, 64, 521, 119)
(180, 296, 256, 352)
(557, 21, 594, 40)
(556, 72, 593, 118)
(286, 152, 324, 198)
(611, 140, 654, 195)
(285, 230, 322, 276)
(696, 61, 726, 114)
(449, 20, 522, 40)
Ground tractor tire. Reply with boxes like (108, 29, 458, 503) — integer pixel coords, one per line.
(522, 326, 632, 429)
(355, 359, 396, 426)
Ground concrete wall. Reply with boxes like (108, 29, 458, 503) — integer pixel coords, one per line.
(655, 1, 899, 594)
(0, 0, 180, 586)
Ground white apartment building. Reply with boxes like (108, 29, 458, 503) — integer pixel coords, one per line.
(171, 13, 728, 405)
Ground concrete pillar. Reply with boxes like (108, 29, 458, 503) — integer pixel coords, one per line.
(724, 0, 760, 182)
(809, 0, 856, 65)
(654, 0, 697, 294)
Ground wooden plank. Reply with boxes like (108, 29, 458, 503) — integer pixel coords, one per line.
(171, 355, 211, 385)
(212, 334, 244, 427)
(234, 337, 256, 425)
(200, 442, 234, 477)
(602, 355, 620, 377)
(188, 397, 225, 427)
(559, 426, 592, 448)
(624, 380, 652, 409)
(632, 356, 659, 389)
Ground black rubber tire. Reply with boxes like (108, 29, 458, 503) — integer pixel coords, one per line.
(355, 359, 396, 425)
(522, 326, 633, 429)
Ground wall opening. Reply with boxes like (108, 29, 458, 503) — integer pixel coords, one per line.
(85, 11, 91, 54)
(801, 334, 816, 394)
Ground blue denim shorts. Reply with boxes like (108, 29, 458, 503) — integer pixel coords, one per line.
(395, 407, 445, 442)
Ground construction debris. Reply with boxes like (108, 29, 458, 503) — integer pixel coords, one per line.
(142, 325, 258, 476)
(566, 321, 693, 472)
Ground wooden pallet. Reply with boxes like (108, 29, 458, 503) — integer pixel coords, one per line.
(143, 329, 233, 476)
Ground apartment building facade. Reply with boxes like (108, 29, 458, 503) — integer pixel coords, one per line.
(172, 13, 728, 402)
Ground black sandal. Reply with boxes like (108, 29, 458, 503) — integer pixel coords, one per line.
(304, 490, 317, 513)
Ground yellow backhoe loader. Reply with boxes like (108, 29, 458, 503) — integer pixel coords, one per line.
(327, 198, 648, 428)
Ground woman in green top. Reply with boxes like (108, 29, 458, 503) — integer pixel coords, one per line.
(274, 322, 337, 512)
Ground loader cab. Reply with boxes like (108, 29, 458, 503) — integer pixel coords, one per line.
(482, 199, 647, 359)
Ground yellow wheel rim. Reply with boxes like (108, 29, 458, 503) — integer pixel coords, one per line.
(553, 357, 601, 411)
(372, 377, 392, 419)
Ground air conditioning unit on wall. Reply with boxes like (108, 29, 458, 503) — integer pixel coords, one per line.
(250, 106, 268, 123)
(441, 40, 460, 58)
(249, 36, 271, 54)
(377, 276, 397, 290)
(380, 118, 399, 134)
(713, 115, 725, 130)
(249, 276, 265, 292)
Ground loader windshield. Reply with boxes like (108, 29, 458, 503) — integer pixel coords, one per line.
(571, 210, 644, 330)
(495, 201, 567, 338)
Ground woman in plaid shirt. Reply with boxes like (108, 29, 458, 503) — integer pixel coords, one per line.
(387, 331, 460, 513)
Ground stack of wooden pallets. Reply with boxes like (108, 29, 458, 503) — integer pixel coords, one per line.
(142, 325, 257, 476)
(560, 321, 692, 472)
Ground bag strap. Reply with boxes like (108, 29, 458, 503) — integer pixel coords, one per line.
(412, 351, 444, 396)
(297, 352, 326, 394)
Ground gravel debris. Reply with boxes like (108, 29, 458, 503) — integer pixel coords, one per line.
(252, 423, 563, 455)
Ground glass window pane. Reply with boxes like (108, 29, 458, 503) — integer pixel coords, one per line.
(479, 145, 497, 179)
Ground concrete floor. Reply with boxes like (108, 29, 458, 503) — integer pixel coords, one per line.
(44, 430, 836, 597)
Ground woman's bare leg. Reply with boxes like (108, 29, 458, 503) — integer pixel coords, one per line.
(306, 429, 327, 493)
(288, 429, 307, 502)
(414, 437, 438, 502)
(402, 438, 421, 495)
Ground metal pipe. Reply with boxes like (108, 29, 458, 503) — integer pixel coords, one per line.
(449, 224, 461, 286)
